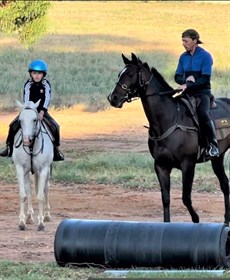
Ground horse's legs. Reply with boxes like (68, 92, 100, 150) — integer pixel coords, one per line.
(36, 168, 50, 231)
(25, 173, 34, 224)
(154, 163, 172, 222)
(15, 166, 27, 230)
(44, 180, 51, 222)
(181, 161, 199, 223)
(211, 154, 230, 225)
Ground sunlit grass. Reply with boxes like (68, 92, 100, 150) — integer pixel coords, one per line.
(46, 1, 229, 68)
(0, 1, 229, 110)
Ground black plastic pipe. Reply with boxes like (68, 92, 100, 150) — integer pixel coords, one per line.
(54, 219, 230, 268)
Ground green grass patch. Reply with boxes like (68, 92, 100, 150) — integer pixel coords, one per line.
(0, 260, 228, 279)
(0, 157, 17, 183)
(0, 260, 101, 280)
(53, 152, 156, 189)
(0, 151, 228, 193)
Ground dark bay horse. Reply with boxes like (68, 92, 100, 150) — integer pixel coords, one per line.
(108, 53, 230, 225)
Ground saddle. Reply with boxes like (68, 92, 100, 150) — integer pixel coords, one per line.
(179, 95, 230, 161)
(42, 117, 55, 143)
(180, 95, 230, 139)
(42, 117, 59, 146)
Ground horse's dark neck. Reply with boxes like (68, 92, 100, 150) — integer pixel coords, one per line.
(140, 68, 179, 136)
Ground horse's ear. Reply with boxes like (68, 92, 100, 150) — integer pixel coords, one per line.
(122, 53, 131, 65)
(143, 62, 150, 71)
(16, 100, 23, 108)
(34, 99, 41, 109)
(131, 53, 138, 65)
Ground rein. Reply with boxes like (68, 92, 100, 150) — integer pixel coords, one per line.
(118, 66, 198, 141)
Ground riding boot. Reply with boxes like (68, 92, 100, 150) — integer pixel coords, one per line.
(0, 133, 12, 157)
(52, 122, 64, 161)
(0, 117, 20, 157)
(0, 145, 9, 157)
(205, 120, 219, 157)
(53, 145, 64, 161)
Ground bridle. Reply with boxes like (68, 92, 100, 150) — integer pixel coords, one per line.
(15, 107, 44, 156)
(115, 65, 153, 102)
(114, 65, 183, 103)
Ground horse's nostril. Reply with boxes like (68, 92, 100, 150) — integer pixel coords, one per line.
(108, 94, 118, 105)
(112, 95, 118, 102)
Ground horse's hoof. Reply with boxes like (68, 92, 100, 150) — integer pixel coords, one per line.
(44, 215, 52, 222)
(192, 215, 199, 223)
(18, 222, 27, 231)
(37, 224, 45, 231)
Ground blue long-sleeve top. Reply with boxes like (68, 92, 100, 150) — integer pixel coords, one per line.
(174, 46, 213, 96)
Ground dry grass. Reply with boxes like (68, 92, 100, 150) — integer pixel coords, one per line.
(45, 1, 230, 70)
(0, 102, 146, 140)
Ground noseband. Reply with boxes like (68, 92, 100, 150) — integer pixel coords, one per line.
(116, 67, 153, 102)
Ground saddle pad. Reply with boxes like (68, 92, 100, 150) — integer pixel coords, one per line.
(215, 118, 230, 140)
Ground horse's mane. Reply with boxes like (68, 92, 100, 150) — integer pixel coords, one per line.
(129, 54, 174, 92)
(150, 67, 173, 91)
(138, 58, 173, 91)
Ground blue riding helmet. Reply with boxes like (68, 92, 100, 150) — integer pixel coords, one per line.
(28, 59, 48, 75)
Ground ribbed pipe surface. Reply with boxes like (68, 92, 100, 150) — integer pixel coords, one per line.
(54, 219, 230, 268)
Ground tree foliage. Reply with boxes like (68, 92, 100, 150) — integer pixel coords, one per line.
(0, 0, 51, 47)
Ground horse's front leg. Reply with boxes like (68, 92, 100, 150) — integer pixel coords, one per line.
(25, 173, 34, 225)
(15, 165, 27, 230)
(44, 179, 51, 222)
(36, 169, 50, 231)
(154, 163, 172, 222)
(211, 155, 230, 225)
(181, 161, 199, 223)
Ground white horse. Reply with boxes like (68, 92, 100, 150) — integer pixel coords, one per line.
(12, 100, 53, 231)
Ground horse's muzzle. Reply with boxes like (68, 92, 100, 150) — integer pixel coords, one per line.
(23, 137, 32, 146)
(107, 93, 124, 108)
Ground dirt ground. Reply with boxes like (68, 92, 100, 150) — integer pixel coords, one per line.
(0, 103, 228, 263)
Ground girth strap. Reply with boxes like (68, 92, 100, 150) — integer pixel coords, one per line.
(180, 97, 199, 127)
(149, 124, 198, 141)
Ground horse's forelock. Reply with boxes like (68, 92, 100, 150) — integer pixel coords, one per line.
(22, 101, 37, 111)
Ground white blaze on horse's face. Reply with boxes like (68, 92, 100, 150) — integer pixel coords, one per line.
(110, 67, 128, 94)
(19, 108, 38, 146)
(119, 66, 128, 78)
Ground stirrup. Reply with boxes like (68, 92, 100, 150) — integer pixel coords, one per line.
(208, 144, 219, 157)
